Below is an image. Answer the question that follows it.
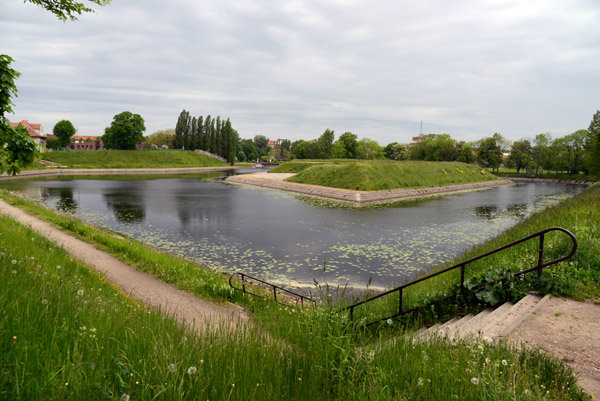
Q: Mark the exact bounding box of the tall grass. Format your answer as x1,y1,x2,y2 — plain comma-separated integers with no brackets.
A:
272,160,497,191
345,185,600,326
41,150,226,169
0,213,587,399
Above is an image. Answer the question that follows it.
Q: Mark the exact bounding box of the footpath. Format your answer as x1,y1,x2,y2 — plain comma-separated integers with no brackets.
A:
0,199,248,334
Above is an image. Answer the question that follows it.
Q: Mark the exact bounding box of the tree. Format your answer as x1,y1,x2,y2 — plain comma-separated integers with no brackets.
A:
356,138,384,159
587,110,600,174
317,129,335,159
532,133,552,175
24,0,110,21
476,136,503,173
102,111,145,150
144,129,175,148
409,134,457,161
456,141,475,163
384,142,410,160
53,120,76,147
0,55,37,175
336,132,358,159
278,139,291,161
508,139,533,175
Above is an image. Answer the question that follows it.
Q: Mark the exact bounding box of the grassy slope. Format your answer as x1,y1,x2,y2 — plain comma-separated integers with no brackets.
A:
0,212,586,400
349,185,600,326
272,160,497,191
41,150,226,169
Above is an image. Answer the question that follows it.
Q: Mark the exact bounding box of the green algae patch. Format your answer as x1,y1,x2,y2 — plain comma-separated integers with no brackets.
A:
279,160,498,191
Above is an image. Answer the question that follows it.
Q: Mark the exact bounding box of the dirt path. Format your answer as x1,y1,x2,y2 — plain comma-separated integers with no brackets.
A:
509,297,600,397
0,199,248,334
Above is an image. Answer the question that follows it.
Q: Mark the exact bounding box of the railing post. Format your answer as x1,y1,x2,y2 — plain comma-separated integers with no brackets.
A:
350,306,354,322
241,274,246,294
273,286,277,303
460,263,466,296
398,288,403,315
538,232,545,286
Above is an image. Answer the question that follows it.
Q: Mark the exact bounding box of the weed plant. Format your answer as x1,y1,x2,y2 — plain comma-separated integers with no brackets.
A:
0,214,587,400
41,150,226,169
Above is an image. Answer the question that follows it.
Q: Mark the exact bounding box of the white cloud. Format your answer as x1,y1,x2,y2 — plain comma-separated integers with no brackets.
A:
1,0,599,143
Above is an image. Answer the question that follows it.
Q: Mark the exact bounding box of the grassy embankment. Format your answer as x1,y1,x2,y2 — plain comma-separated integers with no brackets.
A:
0,206,588,400
41,150,227,169
496,166,599,182
270,160,498,191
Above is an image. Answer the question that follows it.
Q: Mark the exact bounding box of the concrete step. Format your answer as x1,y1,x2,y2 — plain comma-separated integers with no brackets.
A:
446,313,474,340
482,294,541,338
457,302,514,339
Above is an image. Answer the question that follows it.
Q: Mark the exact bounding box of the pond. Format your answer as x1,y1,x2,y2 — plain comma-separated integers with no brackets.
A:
1,171,585,290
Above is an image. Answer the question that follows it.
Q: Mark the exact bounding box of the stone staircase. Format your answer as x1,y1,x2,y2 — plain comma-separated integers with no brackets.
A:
414,292,551,343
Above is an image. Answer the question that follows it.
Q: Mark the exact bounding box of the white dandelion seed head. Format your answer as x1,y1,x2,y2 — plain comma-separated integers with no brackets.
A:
121,394,130,401
11,270,16,274
56,265,61,270
471,377,479,385
42,299,48,305
11,260,17,265
386,319,393,325
502,359,508,366
187,366,197,375
77,289,84,296
168,363,177,373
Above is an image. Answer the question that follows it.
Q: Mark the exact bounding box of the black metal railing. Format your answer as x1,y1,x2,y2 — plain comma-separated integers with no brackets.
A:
343,227,577,327
229,272,314,307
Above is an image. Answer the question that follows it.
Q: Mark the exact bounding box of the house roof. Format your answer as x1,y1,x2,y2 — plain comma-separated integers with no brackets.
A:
9,120,46,138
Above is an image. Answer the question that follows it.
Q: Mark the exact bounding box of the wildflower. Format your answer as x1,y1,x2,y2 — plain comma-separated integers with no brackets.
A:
12,270,16,274
57,265,61,270
524,389,530,395
187,366,197,375
168,363,177,373
77,289,84,296
298,377,302,382
502,359,508,366
11,260,17,265
387,319,393,325
471,377,479,385
417,377,424,387
12,336,17,344
485,357,491,364
121,394,130,401
42,299,48,305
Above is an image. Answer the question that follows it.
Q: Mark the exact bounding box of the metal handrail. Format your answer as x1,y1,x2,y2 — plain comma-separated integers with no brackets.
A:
343,227,577,327
229,271,315,307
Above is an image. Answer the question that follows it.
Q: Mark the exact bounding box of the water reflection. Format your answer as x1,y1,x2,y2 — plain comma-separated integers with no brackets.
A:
104,190,145,223
51,187,78,214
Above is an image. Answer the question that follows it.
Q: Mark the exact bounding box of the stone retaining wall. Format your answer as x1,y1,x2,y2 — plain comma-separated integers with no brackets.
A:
225,174,513,205
0,167,237,180
500,177,595,186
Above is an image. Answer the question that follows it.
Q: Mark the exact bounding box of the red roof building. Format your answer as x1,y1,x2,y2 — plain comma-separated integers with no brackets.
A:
10,120,46,150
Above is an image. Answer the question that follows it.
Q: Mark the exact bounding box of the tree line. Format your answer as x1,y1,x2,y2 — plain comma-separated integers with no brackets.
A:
174,110,238,165
287,110,600,176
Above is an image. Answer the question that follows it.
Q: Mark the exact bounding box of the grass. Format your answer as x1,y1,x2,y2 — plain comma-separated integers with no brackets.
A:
496,167,599,182
0,212,588,400
271,160,498,191
346,184,600,327
40,150,227,169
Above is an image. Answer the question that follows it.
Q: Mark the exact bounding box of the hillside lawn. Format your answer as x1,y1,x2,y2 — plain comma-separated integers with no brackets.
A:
41,150,227,169
270,160,498,191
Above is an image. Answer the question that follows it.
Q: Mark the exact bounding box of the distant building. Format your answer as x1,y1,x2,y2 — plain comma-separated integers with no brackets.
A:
45,134,104,150
9,120,46,150
267,139,284,149
410,136,423,146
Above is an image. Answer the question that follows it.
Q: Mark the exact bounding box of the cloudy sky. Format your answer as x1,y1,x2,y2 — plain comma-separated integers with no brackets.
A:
2,0,599,144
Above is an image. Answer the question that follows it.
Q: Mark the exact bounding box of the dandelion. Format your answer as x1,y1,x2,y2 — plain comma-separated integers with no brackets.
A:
121,394,130,401
41,299,48,305
77,289,84,296
187,366,197,375
524,389,530,395
502,359,508,366
485,357,491,364
417,377,424,387
12,270,16,274
387,319,393,325
11,260,17,265
168,363,177,373
56,265,61,270
12,336,17,344
471,377,479,385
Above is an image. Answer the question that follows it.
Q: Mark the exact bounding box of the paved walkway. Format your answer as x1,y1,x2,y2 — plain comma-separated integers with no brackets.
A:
0,199,248,334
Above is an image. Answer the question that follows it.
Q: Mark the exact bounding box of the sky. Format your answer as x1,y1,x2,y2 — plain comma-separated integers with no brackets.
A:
2,0,599,144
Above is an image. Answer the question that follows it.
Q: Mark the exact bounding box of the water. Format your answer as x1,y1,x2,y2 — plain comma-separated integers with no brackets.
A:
2,172,585,290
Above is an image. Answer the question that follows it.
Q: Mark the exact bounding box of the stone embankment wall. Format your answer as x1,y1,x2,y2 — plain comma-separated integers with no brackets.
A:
0,167,237,180
226,174,513,205
501,177,595,186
